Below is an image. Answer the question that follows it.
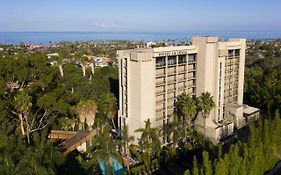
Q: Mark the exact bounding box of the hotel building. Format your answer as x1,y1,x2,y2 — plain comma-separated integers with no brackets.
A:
117,36,259,144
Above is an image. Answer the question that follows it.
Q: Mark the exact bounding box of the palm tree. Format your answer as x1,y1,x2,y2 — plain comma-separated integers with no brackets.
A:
197,92,215,139
120,125,134,170
135,119,160,155
52,56,64,77
98,93,117,129
74,100,97,131
80,57,88,77
90,124,120,175
163,118,181,149
176,92,197,126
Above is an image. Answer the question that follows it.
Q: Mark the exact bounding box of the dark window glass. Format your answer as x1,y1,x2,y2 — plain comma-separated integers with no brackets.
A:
156,57,165,67
168,56,177,65
228,50,234,57
178,55,186,64
188,54,196,62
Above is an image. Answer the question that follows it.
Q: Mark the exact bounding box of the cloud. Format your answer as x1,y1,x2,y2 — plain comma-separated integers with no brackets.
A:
94,22,118,28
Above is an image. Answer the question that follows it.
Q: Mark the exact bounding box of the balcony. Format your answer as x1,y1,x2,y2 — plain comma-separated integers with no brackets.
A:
156,108,165,112
178,70,186,74
167,105,175,109
156,73,165,78
178,78,186,83
156,81,165,86
167,80,176,85
156,91,165,96
188,68,196,72
188,76,196,80
167,96,175,101
156,99,165,105
167,71,176,76
167,88,176,93
167,108,174,115
178,86,186,91
188,83,196,87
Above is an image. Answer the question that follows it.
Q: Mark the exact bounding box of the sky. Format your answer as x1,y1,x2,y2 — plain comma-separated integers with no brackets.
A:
0,0,281,32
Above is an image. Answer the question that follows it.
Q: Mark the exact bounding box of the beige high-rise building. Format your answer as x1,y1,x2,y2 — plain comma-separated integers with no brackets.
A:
117,36,259,144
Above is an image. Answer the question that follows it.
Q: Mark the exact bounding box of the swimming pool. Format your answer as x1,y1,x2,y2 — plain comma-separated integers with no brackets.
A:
98,156,127,175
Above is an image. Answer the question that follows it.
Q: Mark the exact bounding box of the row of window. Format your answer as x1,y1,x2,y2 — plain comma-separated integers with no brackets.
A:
228,49,240,57
156,54,197,67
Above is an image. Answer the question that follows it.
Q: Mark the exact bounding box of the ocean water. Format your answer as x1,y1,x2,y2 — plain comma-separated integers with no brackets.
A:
0,31,280,45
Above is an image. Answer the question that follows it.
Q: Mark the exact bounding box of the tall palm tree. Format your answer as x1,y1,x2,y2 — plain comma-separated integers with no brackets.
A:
98,93,117,129
135,119,160,155
90,124,120,175
176,92,197,126
74,100,97,131
80,57,88,77
197,92,215,138
120,125,134,170
52,56,64,77
163,118,181,149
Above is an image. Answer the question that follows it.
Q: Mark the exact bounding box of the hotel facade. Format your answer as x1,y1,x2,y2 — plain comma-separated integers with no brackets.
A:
117,36,259,143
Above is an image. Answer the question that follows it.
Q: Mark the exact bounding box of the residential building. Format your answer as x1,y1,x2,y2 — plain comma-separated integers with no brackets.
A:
93,57,110,67
117,36,259,144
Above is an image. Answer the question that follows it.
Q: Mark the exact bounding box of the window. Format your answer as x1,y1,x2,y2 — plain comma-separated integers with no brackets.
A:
188,54,196,62
228,50,234,57
235,49,240,56
178,55,186,64
168,56,177,66
156,57,165,67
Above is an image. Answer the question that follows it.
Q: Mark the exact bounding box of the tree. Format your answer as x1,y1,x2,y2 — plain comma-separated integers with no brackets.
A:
90,124,120,175
163,118,181,149
197,92,215,139
135,119,160,166
52,56,65,78
176,92,197,126
98,93,117,129
12,89,32,136
74,100,97,131
120,125,134,170
202,151,212,175
12,89,49,144
192,156,199,175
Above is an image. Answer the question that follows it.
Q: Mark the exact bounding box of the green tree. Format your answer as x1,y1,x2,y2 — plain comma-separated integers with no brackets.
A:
176,92,197,126
197,92,215,139
90,124,120,175
52,56,65,78
192,156,199,175
74,100,97,131
120,125,134,170
202,151,212,175
135,119,160,167
12,89,32,137
98,93,117,129
164,118,182,149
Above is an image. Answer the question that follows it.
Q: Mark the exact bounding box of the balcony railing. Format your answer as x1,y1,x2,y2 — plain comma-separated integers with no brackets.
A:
156,91,165,96
156,81,165,86
156,73,165,78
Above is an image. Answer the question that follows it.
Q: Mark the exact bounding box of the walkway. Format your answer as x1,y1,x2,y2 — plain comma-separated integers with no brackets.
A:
48,130,96,155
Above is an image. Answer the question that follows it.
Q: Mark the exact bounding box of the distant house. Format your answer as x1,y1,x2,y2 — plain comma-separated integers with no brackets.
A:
146,42,157,48
93,57,110,67
47,53,59,59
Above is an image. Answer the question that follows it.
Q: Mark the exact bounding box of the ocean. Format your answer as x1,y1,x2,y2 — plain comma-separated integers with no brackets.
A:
0,31,280,45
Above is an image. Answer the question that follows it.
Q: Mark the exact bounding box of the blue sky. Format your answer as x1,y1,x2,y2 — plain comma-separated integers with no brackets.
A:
0,0,280,32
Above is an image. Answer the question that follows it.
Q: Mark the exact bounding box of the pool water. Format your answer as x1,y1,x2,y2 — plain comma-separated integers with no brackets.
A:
98,156,127,175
